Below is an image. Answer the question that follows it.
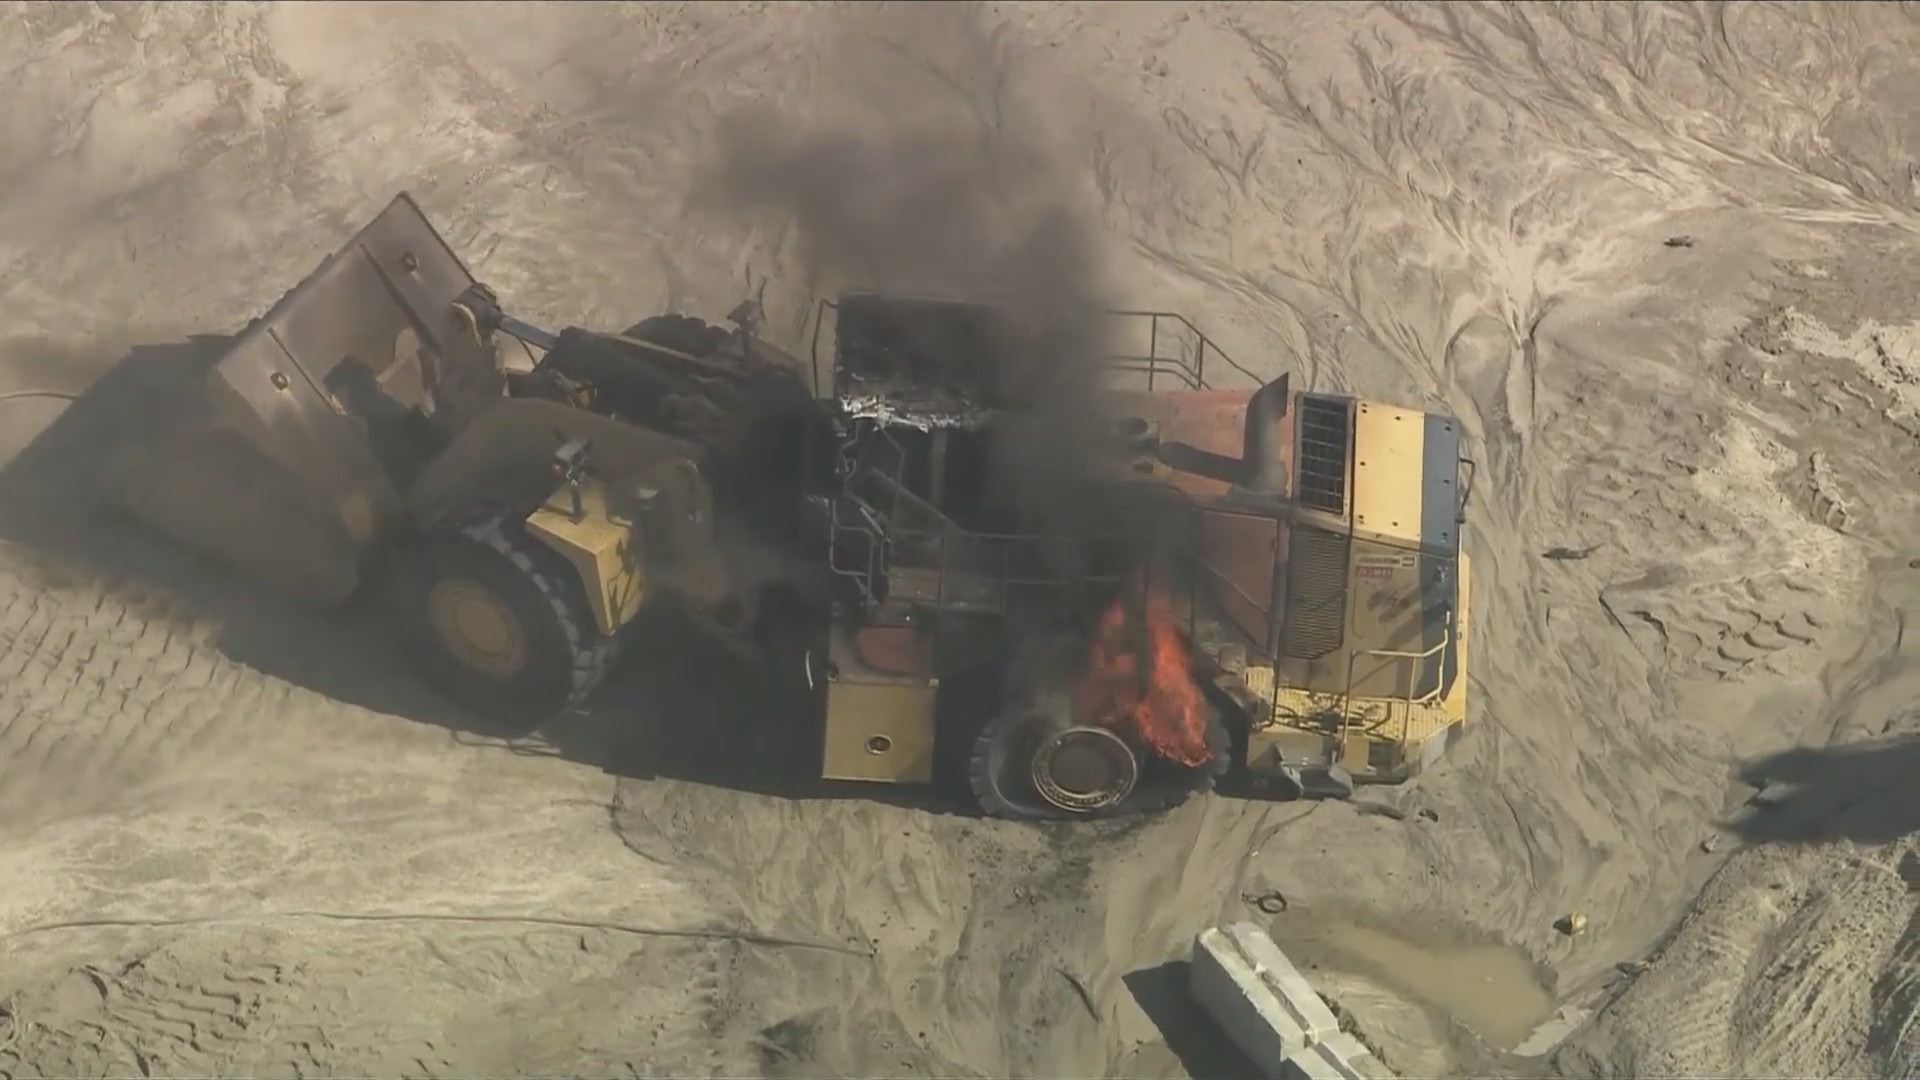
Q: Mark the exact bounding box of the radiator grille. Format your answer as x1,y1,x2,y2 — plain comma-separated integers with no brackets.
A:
1281,525,1349,659
1295,395,1351,515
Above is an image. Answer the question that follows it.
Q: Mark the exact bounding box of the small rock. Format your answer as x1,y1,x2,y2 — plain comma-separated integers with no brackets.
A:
1664,235,1694,248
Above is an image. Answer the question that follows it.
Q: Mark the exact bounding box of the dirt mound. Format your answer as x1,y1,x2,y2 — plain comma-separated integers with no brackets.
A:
1555,236,1920,1080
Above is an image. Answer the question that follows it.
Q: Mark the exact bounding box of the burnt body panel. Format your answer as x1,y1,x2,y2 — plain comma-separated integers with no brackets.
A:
1195,511,1280,655
1086,387,1258,500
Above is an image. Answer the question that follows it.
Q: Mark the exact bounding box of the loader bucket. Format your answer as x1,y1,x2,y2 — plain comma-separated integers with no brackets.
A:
111,193,494,609
112,376,368,609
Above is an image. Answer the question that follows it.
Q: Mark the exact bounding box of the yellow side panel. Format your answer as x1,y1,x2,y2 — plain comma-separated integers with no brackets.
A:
822,680,936,783
1350,401,1426,545
524,478,646,636
1444,551,1471,724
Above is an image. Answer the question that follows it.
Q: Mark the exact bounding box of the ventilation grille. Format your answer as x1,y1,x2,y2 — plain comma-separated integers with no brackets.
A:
1281,526,1349,660
1295,395,1351,515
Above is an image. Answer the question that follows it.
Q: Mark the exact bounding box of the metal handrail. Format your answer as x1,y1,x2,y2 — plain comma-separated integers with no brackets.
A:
829,514,1133,593
807,298,1266,401
1102,308,1263,392
825,437,1243,612
1331,628,1453,743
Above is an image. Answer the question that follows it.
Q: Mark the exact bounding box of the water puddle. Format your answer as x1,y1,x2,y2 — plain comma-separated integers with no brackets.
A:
1271,911,1560,1057
1321,922,1555,1050
1309,969,1455,1077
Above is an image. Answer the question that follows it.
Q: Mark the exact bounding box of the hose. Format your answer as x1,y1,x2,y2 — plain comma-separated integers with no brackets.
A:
0,909,874,959
0,389,79,403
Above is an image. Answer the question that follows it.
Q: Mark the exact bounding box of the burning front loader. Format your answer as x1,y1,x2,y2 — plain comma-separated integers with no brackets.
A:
108,195,1472,823
798,295,1476,819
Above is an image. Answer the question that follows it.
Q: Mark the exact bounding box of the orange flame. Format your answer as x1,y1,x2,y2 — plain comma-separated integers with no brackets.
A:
1072,577,1213,767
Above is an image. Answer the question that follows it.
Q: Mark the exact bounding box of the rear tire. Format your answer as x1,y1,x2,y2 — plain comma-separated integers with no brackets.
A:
383,515,613,731
967,710,1063,821
966,704,1231,822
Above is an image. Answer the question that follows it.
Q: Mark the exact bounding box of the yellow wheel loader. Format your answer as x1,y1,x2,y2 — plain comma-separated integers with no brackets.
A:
108,194,1477,822
114,194,817,727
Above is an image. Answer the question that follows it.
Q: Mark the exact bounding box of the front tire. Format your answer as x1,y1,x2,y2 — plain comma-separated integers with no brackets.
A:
383,516,613,731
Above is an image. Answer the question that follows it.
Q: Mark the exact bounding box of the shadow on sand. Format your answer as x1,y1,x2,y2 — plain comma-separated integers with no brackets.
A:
1123,960,1263,1080
0,335,952,815
1730,735,1920,848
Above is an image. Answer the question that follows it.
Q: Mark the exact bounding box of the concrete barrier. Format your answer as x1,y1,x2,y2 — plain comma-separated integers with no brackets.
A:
1188,922,1396,1080
1189,922,1340,1074
1282,1031,1393,1080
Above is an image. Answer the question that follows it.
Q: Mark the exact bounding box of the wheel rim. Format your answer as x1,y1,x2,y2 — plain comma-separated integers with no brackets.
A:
426,578,528,678
1030,725,1139,814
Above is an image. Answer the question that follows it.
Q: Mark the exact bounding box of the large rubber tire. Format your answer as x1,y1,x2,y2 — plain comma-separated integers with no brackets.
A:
382,516,613,731
966,704,1232,822
622,314,730,358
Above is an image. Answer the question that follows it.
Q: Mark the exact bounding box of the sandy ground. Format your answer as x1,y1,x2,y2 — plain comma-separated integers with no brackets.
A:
0,1,1916,1076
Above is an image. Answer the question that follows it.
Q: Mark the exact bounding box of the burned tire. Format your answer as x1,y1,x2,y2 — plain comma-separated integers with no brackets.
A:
966,705,1232,822
622,314,730,358
382,516,613,731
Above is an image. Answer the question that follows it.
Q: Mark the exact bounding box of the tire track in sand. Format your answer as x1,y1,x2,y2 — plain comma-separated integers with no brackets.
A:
0,923,736,1079
0,554,311,832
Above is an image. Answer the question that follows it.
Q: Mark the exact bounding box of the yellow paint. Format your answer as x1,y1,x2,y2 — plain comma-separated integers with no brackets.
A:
524,477,647,636
425,578,528,677
820,680,938,783
1239,662,1455,781
818,622,937,784
1350,401,1426,545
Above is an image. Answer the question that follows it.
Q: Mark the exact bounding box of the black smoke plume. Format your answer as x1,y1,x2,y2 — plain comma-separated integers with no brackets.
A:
688,2,1124,528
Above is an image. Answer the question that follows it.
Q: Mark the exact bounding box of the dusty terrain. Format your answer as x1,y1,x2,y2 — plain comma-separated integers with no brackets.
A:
0,1,1916,1077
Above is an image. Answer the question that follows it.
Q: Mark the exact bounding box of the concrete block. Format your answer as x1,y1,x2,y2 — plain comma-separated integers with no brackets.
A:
1189,922,1342,1077
1281,1031,1395,1080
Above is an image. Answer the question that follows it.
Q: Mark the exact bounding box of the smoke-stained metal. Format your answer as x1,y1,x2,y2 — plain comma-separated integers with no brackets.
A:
1240,373,1291,494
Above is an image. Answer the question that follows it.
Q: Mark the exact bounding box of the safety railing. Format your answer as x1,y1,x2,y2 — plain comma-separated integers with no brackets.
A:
824,448,1234,629
825,494,1136,617
1244,627,1454,746
1348,626,1450,718
807,297,1265,401
1323,629,1454,750
1097,309,1262,394
824,438,1311,655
